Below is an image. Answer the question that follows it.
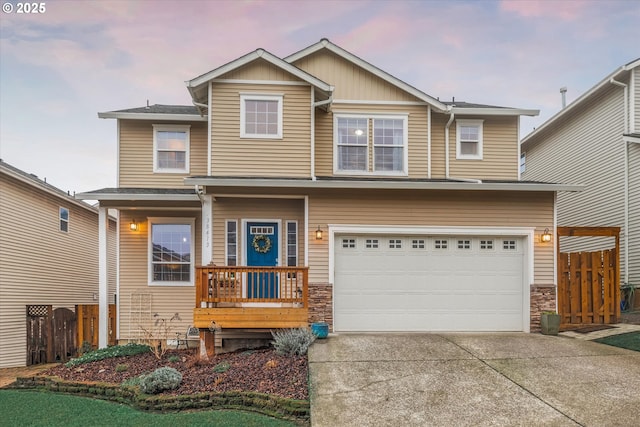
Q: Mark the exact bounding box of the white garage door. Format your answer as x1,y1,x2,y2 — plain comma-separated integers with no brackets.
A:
334,235,525,332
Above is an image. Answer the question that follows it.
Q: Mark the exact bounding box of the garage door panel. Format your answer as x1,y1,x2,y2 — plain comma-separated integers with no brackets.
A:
334,235,525,332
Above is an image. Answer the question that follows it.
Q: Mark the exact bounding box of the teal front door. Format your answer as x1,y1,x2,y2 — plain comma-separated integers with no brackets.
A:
246,222,278,299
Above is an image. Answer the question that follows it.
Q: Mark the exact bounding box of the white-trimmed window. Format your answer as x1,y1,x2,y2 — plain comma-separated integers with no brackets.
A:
286,221,298,267
335,114,408,175
149,217,195,286
456,119,483,160
226,220,237,266
240,94,283,139
59,207,69,232
519,152,526,174
153,125,190,173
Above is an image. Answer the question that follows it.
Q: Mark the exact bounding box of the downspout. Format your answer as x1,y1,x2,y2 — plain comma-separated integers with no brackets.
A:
610,77,629,285
444,109,454,179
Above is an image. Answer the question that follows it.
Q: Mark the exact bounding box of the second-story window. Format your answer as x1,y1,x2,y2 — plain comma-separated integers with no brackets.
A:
456,119,483,160
335,114,407,175
240,94,283,139
153,125,190,173
59,207,69,232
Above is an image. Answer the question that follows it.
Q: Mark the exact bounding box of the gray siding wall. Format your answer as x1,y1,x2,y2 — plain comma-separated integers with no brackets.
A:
628,142,640,285
522,84,629,269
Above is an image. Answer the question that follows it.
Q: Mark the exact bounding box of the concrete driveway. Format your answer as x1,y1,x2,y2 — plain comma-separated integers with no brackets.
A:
309,333,640,426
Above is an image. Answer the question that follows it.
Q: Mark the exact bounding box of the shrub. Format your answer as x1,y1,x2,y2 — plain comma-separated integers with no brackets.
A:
271,328,316,356
168,355,180,363
212,361,231,373
139,367,182,394
65,343,151,367
115,364,128,373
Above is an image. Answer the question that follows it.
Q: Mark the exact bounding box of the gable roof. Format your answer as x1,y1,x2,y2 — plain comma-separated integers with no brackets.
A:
444,101,538,117
185,48,333,113
285,38,449,113
522,57,640,149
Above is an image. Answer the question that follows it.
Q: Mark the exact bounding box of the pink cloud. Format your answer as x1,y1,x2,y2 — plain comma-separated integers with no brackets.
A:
500,0,589,21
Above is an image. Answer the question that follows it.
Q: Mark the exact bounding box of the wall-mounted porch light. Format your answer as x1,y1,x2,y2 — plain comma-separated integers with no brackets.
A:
130,219,139,231
541,228,552,243
315,226,323,240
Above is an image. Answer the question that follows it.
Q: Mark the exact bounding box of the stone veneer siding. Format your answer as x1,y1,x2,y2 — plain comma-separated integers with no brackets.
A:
308,283,333,331
530,285,557,332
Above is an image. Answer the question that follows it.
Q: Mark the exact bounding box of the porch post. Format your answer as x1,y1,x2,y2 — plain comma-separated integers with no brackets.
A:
201,194,213,264
98,205,109,348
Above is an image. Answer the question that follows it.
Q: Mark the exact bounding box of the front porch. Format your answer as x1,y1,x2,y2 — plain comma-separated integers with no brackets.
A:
194,266,310,330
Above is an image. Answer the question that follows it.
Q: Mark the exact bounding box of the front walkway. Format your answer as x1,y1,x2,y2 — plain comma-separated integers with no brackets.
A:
309,333,640,426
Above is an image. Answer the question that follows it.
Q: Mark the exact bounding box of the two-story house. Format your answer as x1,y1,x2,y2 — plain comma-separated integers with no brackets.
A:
522,59,639,303
79,39,580,355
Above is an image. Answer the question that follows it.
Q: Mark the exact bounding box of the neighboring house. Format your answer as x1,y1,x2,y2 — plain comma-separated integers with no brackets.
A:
0,160,116,368
79,39,580,353
521,58,640,290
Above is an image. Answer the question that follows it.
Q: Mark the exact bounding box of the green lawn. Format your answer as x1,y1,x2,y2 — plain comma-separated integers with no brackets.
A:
594,331,640,352
0,390,296,427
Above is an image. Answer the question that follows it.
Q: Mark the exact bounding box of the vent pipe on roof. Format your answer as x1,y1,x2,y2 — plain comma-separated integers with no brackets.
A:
560,87,567,109
145,99,150,109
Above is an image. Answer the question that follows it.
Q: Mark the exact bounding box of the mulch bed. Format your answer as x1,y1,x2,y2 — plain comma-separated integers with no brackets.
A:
43,348,308,400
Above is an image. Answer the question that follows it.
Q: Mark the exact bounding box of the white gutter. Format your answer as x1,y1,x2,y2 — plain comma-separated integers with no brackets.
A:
450,107,539,116
76,192,200,202
610,77,630,284
184,176,583,192
207,82,212,176
98,112,206,121
444,110,455,178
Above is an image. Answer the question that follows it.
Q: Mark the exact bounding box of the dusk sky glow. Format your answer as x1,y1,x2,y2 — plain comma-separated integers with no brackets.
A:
1,0,638,196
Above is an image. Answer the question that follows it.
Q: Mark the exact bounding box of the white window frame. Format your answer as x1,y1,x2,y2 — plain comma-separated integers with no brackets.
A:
520,152,526,174
226,220,238,266
148,217,195,286
333,113,408,176
286,221,298,267
59,207,69,233
240,94,283,139
456,119,483,160
153,124,190,173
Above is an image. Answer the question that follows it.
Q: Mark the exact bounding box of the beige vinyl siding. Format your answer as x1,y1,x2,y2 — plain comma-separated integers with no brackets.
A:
314,103,428,178
449,116,519,180
211,198,305,266
307,190,554,286
211,83,311,177
292,49,420,102
629,143,640,283
218,58,299,81
118,120,207,188
0,173,115,368
117,211,200,341
430,113,448,178
523,85,627,261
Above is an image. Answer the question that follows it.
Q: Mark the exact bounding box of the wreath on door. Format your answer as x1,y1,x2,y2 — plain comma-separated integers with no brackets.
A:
252,235,272,254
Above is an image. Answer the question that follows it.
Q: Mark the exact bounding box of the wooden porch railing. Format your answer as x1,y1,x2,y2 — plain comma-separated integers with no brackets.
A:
195,266,309,307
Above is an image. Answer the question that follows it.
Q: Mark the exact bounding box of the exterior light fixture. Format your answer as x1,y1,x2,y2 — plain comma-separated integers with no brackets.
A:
130,219,138,231
541,228,552,243
315,226,323,240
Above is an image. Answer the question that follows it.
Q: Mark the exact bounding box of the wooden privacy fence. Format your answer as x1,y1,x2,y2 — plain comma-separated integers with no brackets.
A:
76,304,116,349
26,306,77,365
557,227,620,327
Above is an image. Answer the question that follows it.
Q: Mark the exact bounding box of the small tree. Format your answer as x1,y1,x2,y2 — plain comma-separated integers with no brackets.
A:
139,312,181,359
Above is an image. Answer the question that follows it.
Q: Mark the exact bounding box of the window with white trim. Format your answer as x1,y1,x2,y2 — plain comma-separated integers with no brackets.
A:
342,238,356,248
59,207,69,232
153,125,190,173
456,119,483,160
335,114,407,174
365,239,379,249
149,218,194,285
457,240,471,249
389,239,402,249
286,221,298,267
519,152,526,174
480,240,494,250
412,239,425,249
226,220,237,266
240,94,283,139
503,240,517,250
435,239,448,249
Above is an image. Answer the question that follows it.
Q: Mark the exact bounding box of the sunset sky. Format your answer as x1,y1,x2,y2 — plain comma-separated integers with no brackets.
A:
1,0,638,196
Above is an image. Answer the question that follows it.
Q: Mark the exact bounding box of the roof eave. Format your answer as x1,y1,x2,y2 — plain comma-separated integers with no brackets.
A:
75,192,200,202
97,112,206,121
184,177,583,193
451,107,539,117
